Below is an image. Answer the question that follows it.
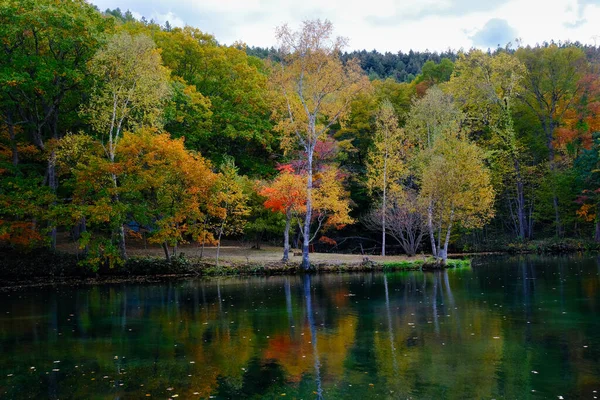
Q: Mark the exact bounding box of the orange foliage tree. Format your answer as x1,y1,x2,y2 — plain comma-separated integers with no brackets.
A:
56,129,219,266
118,129,219,262
260,164,306,261
261,163,353,261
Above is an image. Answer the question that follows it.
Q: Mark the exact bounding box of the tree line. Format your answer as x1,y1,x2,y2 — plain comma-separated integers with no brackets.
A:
1,0,600,268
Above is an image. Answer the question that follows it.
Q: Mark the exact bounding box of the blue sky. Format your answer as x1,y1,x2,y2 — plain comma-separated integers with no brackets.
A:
90,0,600,52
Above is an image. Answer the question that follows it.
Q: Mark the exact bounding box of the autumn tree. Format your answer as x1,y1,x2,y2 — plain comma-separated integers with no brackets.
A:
366,99,409,255
261,163,353,261
516,45,586,236
574,136,600,241
260,165,306,261
244,182,287,251
54,134,126,267
83,32,170,259
0,171,54,249
448,50,531,239
405,86,463,257
310,165,354,244
272,19,369,269
363,189,425,256
213,159,250,266
117,129,217,262
419,132,495,264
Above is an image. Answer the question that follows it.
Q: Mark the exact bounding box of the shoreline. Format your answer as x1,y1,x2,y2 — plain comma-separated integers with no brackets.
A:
2,238,597,290
0,251,472,290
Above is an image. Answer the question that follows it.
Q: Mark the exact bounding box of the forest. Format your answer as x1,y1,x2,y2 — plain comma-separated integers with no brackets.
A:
2,0,600,269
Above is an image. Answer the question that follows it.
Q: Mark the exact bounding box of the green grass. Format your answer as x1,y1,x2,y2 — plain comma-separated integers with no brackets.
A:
380,260,425,270
379,257,471,270
446,258,471,268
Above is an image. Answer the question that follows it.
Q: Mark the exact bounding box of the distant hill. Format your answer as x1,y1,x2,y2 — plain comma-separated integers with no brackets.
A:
245,46,458,82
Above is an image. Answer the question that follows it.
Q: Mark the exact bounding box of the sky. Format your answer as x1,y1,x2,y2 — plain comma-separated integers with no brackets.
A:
89,0,600,52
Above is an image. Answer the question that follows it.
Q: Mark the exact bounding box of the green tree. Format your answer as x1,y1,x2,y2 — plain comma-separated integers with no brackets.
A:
448,50,532,239
0,0,109,247
83,32,171,259
155,27,276,175
516,44,586,236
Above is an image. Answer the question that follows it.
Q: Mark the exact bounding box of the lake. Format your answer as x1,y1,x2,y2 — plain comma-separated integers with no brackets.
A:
1,255,600,399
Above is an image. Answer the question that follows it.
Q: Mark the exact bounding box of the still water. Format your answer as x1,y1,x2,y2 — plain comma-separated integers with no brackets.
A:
1,255,600,399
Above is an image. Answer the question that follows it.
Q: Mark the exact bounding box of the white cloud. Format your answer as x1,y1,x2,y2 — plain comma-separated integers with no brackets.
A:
90,0,600,51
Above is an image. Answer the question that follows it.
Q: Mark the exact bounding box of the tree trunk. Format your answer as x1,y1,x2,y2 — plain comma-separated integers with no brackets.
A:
216,224,224,267
255,233,262,250
544,118,562,237
81,217,88,256
442,224,452,265
427,201,437,258
162,242,171,263
441,210,454,265
283,210,292,262
301,150,313,270
118,225,128,260
48,151,57,251
595,204,600,243
381,154,387,257
6,114,18,167
514,158,527,240
109,172,128,260
200,217,208,259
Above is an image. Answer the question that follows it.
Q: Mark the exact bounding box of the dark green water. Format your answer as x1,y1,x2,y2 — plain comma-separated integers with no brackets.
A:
1,255,600,399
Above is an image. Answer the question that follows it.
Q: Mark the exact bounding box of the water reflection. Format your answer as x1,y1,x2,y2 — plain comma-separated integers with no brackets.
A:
0,255,599,399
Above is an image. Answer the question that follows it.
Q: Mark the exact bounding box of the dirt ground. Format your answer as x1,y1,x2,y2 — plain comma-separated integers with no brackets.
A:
56,235,420,265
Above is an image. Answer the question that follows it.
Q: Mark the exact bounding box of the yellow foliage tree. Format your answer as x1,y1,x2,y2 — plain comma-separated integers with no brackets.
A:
419,132,495,263
366,99,410,255
272,19,369,269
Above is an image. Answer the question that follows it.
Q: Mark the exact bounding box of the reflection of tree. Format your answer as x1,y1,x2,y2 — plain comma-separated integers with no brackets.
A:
432,272,440,334
4,262,600,399
285,277,295,335
304,274,323,399
383,274,398,373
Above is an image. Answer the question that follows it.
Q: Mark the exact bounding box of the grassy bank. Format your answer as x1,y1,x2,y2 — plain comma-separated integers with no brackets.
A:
0,246,470,288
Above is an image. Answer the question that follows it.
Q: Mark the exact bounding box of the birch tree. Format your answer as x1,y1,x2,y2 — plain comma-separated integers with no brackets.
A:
366,99,409,255
83,32,170,259
405,87,462,260
419,132,495,264
272,19,369,269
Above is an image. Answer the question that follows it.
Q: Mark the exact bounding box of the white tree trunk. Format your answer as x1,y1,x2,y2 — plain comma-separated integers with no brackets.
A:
301,149,313,270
